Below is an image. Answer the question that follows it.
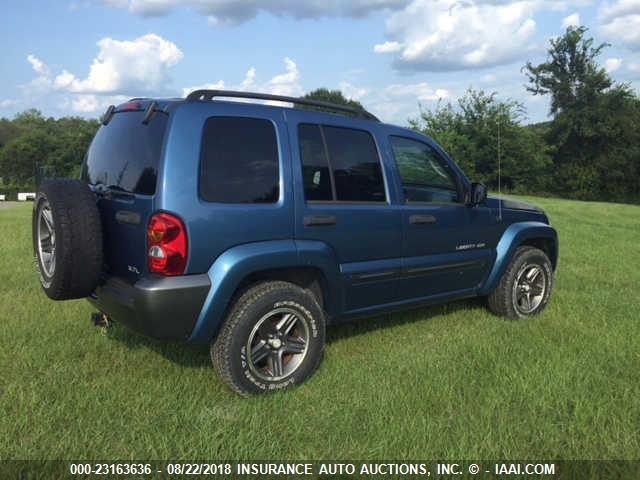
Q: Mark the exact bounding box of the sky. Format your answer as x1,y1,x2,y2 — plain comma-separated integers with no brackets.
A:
1,0,639,125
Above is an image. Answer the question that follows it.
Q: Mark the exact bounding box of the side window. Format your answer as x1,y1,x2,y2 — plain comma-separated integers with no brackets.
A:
200,117,279,203
298,124,333,201
390,136,459,203
298,123,385,202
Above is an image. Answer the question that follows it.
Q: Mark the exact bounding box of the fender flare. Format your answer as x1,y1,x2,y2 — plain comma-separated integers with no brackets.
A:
188,239,341,343
479,221,558,295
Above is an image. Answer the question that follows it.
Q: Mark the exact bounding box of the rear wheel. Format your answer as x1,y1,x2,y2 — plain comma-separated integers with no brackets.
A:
487,246,553,319
211,281,326,396
32,179,103,300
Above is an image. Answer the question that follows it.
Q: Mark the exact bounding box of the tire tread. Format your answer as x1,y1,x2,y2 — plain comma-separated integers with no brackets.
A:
211,281,325,396
33,179,103,300
487,246,552,319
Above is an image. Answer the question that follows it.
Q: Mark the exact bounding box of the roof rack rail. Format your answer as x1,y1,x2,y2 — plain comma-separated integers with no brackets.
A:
185,89,380,122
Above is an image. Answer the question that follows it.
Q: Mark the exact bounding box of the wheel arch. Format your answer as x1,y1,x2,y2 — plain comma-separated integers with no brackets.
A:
479,221,558,296
519,236,558,270
235,266,330,311
188,239,341,343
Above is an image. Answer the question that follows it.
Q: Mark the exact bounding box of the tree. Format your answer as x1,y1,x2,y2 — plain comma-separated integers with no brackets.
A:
300,88,366,116
524,26,640,201
0,110,99,187
410,89,552,191
0,129,54,184
524,26,613,116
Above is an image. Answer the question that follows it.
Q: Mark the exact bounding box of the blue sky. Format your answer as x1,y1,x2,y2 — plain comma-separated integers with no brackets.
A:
1,1,639,125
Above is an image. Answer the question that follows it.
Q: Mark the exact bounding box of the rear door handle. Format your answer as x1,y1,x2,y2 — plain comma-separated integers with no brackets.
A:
304,215,337,226
409,214,436,225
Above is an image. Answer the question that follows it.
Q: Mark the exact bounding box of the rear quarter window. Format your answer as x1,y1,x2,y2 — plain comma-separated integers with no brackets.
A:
81,111,167,195
199,117,279,203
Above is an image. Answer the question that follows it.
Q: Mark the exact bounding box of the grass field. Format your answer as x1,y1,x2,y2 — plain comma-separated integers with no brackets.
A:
1,197,639,461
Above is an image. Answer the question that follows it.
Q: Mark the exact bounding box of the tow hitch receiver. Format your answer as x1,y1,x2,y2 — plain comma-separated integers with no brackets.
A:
91,312,111,328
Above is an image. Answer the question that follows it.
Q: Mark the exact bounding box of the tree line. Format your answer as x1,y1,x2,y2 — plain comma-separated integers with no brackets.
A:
1,27,638,203
411,27,640,202
0,110,99,195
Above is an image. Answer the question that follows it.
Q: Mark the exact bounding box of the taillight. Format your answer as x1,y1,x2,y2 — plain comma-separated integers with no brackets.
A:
147,212,188,276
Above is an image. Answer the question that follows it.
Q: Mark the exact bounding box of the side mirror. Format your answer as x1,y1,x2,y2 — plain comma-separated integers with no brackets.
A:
468,182,487,206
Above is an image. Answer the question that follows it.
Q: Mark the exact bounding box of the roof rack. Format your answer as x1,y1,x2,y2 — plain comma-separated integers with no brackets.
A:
185,89,379,122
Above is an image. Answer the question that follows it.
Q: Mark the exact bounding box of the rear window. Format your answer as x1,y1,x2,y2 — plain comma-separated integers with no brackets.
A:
200,117,279,203
81,111,168,195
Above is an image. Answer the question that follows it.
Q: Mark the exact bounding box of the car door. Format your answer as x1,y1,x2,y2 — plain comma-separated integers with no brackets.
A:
288,113,403,314
387,134,497,301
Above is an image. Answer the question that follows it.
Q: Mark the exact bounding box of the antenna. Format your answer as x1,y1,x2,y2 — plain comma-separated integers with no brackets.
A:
497,108,502,221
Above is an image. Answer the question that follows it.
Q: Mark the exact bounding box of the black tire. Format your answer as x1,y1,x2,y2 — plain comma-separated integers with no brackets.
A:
32,179,103,300
211,281,326,396
487,246,554,319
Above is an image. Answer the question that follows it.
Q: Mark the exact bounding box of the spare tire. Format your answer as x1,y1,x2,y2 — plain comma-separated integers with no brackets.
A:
32,179,103,300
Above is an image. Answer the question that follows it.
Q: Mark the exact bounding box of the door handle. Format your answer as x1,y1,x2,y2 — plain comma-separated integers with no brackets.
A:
304,215,337,226
409,214,436,225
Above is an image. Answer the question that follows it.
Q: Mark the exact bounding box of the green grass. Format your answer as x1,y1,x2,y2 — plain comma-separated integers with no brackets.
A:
1,197,638,461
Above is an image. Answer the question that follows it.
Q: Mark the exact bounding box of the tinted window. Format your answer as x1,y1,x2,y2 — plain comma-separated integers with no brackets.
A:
200,117,279,203
82,111,167,195
390,136,459,203
323,126,385,202
298,124,333,201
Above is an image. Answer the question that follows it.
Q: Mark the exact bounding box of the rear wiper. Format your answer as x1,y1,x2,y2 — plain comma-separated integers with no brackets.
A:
91,184,135,198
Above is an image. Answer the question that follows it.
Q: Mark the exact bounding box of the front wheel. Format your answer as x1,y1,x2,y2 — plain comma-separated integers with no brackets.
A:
211,281,326,396
487,246,554,319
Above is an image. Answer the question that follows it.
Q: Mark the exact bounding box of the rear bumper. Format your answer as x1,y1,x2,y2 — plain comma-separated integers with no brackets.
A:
89,274,210,340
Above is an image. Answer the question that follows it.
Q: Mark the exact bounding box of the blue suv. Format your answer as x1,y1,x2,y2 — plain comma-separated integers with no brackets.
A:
32,90,558,395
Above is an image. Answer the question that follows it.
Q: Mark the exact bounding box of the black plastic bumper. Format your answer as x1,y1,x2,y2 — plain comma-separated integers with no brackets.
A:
88,274,210,340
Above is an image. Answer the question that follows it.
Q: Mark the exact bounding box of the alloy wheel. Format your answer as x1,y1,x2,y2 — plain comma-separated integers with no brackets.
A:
246,307,310,382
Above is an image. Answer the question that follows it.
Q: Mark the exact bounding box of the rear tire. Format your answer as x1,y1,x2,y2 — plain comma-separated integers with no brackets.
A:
211,281,326,396
32,179,103,300
487,246,553,319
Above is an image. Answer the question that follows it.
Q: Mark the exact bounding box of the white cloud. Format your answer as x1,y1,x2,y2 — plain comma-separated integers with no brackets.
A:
373,41,403,53
62,94,129,113
181,61,453,123
384,82,450,101
370,0,595,72
68,94,101,113
0,99,19,108
600,0,640,21
605,57,623,72
53,33,183,94
181,80,225,98
375,0,541,71
21,34,183,114
240,67,256,90
334,77,452,123
266,58,302,96
27,54,49,76
600,0,640,50
339,81,370,101
53,70,76,90
182,58,302,99
107,0,409,23
22,55,54,95
562,12,581,28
